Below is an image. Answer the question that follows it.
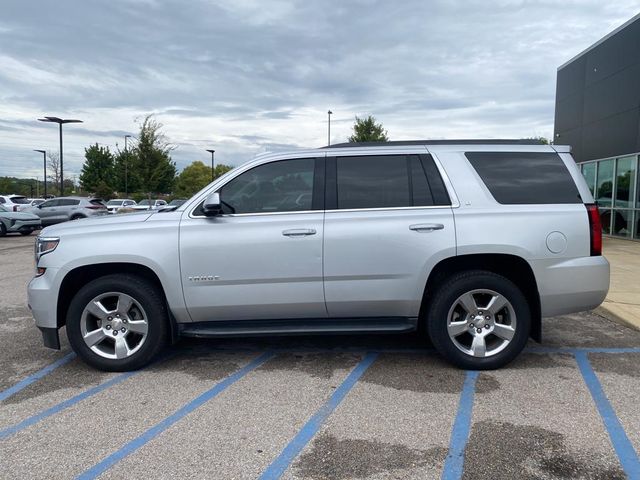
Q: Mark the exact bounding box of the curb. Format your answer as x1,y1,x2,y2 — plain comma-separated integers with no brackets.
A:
595,305,640,332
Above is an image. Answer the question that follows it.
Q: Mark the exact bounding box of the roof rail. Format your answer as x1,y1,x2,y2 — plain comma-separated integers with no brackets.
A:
323,139,548,148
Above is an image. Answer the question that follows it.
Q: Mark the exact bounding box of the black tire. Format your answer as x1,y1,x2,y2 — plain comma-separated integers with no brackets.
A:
0,222,6,237
70,215,85,221
426,270,530,370
66,274,169,371
20,230,33,236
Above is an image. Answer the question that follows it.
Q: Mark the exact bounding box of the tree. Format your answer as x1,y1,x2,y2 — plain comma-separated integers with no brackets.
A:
348,115,389,143
526,136,550,145
175,161,233,198
113,148,137,194
47,152,61,195
131,115,177,193
80,144,115,195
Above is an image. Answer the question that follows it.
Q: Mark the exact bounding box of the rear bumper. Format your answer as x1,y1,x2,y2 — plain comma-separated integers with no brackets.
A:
532,256,610,317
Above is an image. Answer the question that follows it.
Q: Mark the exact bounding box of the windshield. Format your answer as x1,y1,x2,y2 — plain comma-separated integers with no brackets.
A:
138,200,151,206
11,197,29,204
107,200,123,206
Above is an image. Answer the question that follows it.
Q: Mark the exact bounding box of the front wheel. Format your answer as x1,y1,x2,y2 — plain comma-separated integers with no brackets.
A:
66,274,169,371
426,271,530,370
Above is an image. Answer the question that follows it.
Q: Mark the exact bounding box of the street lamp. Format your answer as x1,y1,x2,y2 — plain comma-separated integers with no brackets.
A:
124,135,132,196
37,116,83,196
206,149,215,182
34,149,47,198
327,110,333,146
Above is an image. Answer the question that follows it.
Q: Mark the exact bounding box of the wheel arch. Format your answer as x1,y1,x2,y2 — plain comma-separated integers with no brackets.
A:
420,253,542,342
57,262,179,343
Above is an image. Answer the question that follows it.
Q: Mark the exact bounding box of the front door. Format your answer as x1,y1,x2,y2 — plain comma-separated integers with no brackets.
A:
179,156,327,323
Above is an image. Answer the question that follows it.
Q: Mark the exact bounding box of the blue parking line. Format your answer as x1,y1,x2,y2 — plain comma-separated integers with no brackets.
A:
0,371,136,439
0,352,76,402
441,370,479,480
258,352,379,480
76,351,274,480
529,346,640,354
575,352,640,478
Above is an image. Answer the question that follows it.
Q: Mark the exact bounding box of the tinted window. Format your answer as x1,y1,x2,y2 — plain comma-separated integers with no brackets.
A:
59,199,80,206
410,156,434,206
336,155,410,209
466,152,582,204
11,197,29,204
220,158,314,214
41,199,59,208
0,197,5,204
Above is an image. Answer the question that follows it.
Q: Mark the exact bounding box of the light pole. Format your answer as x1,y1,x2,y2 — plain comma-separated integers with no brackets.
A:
34,149,47,198
124,135,132,196
206,149,215,182
37,116,83,196
327,110,333,146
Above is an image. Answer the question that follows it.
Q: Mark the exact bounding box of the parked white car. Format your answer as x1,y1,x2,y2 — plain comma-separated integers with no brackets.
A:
131,199,167,211
0,194,31,211
106,199,137,214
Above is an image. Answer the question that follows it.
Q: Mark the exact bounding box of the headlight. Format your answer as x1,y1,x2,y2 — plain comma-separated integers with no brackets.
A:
35,236,60,262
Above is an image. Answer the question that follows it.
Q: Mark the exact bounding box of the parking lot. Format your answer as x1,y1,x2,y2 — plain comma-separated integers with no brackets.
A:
1,234,639,479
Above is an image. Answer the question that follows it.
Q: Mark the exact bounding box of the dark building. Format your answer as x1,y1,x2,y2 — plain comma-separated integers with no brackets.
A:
554,13,640,240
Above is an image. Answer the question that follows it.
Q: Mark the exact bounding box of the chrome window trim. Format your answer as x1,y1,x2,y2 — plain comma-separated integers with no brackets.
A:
189,204,453,219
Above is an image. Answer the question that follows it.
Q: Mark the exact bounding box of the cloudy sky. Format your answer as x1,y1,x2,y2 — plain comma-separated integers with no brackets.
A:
0,0,638,181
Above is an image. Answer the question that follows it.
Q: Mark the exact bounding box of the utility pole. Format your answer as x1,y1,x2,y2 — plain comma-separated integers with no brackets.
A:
327,110,333,146
206,149,215,182
34,149,47,197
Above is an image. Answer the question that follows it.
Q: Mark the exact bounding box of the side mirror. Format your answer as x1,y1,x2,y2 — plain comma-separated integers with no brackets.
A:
37,204,43,209
203,192,222,216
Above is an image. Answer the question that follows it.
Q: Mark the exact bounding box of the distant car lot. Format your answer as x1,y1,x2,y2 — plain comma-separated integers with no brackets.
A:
1,234,639,479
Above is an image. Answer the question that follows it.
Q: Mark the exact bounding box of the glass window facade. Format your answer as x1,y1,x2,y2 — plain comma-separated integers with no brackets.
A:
580,154,639,240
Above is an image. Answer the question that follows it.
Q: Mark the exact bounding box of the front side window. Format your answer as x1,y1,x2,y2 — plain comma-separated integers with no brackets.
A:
219,158,315,214
41,199,59,208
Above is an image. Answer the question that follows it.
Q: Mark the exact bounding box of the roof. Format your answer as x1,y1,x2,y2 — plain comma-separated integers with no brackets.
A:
323,139,548,149
558,12,640,70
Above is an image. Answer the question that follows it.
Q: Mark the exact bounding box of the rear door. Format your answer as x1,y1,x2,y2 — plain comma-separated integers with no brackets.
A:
37,199,60,225
323,153,456,319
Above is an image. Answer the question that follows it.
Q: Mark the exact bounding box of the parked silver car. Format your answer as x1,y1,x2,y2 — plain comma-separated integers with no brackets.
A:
0,205,41,236
27,197,108,226
28,140,609,371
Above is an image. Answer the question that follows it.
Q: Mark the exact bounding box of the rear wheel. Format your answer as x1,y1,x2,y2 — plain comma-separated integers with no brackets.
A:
426,271,530,370
0,223,6,237
19,229,33,236
70,214,85,221
66,274,169,371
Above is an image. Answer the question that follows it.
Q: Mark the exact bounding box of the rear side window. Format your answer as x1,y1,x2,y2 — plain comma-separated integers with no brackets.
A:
333,154,450,210
60,199,80,206
465,152,582,204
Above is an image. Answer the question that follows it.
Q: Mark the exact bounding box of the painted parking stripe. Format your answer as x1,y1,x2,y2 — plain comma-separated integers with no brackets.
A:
0,371,135,439
258,352,378,480
76,351,274,480
0,352,76,402
575,352,640,478
441,370,479,480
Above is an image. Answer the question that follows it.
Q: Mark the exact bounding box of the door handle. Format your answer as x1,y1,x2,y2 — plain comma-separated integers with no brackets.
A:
282,228,317,237
409,223,444,232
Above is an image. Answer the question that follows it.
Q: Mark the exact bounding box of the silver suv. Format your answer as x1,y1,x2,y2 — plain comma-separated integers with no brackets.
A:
28,140,609,371
27,197,108,226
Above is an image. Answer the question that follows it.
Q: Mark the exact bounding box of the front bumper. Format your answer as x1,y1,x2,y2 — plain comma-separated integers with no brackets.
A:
28,267,64,349
8,219,41,233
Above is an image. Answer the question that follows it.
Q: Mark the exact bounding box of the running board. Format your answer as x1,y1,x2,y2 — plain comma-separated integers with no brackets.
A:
179,317,418,338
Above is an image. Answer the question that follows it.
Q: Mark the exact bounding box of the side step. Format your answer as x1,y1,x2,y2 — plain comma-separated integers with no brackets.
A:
179,317,418,338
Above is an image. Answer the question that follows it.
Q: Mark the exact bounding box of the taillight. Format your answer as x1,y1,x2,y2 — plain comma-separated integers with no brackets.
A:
585,204,602,256
13,205,18,212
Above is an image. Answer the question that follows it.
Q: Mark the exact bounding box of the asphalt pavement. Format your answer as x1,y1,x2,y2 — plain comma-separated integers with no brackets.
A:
1,233,639,479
